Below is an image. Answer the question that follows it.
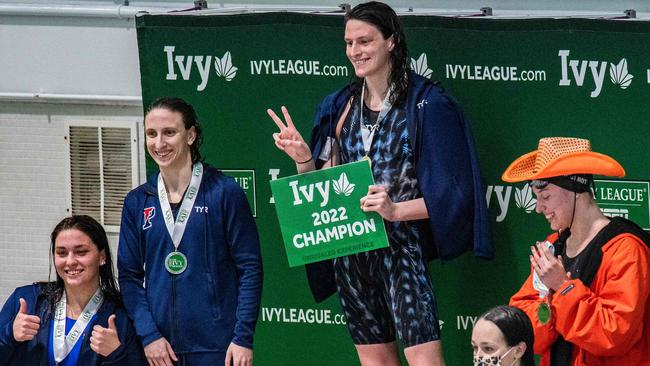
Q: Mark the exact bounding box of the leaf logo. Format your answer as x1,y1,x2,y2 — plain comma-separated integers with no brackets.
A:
332,173,355,196
609,58,633,89
514,184,536,213
410,53,433,79
214,51,238,81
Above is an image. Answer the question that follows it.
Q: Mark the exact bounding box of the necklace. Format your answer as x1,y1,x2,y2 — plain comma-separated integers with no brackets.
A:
359,80,394,163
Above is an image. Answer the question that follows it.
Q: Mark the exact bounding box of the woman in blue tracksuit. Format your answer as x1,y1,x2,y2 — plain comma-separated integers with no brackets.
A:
118,97,262,366
268,2,491,365
0,215,145,366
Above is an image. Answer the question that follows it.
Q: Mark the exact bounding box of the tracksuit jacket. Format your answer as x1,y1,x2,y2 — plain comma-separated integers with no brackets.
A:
305,71,493,302
118,165,262,354
0,283,146,366
510,219,650,366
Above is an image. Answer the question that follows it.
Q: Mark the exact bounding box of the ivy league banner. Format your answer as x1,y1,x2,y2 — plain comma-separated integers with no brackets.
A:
270,160,389,267
137,13,650,365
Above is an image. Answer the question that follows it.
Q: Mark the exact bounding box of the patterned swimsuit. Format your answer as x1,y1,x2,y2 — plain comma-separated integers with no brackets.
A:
332,97,440,347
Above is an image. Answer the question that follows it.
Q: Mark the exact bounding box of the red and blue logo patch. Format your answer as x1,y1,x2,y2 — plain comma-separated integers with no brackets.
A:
143,207,156,230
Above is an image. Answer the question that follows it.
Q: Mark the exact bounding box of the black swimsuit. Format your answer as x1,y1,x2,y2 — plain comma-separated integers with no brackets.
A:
332,99,440,347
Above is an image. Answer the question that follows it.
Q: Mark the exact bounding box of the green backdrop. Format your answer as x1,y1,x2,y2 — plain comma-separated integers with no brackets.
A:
136,13,650,365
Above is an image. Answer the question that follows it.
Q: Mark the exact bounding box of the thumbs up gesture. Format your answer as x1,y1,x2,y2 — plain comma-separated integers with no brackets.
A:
90,314,121,356
13,298,41,342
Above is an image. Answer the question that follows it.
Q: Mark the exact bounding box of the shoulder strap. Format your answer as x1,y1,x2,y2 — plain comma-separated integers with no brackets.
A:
335,98,352,138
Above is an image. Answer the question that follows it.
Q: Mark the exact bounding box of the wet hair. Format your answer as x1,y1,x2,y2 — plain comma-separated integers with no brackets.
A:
345,1,409,106
146,96,203,164
480,306,535,366
42,215,121,311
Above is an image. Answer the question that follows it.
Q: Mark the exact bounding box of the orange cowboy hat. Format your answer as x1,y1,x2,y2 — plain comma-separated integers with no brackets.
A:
502,137,625,183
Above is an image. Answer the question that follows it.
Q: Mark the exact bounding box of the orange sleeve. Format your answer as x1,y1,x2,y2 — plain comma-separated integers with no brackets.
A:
510,270,559,354
551,234,650,357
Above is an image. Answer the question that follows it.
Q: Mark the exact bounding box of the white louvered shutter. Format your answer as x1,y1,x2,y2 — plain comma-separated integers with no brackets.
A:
68,123,138,229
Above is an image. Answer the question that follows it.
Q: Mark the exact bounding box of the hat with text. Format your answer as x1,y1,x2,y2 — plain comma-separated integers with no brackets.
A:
502,137,625,183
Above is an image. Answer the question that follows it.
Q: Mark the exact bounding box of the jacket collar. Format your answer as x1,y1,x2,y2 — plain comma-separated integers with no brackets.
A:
143,163,214,196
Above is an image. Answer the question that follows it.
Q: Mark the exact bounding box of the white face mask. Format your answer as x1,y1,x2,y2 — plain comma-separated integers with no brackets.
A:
473,346,516,366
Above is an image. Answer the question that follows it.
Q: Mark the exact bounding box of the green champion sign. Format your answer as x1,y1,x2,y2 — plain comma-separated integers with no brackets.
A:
270,161,389,267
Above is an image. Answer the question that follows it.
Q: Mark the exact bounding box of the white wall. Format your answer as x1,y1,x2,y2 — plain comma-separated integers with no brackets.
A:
0,102,142,303
0,15,141,97
0,109,64,301
0,4,146,303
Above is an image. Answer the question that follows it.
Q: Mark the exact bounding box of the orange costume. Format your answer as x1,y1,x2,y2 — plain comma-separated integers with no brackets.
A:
503,137,650,365
510,227,650,365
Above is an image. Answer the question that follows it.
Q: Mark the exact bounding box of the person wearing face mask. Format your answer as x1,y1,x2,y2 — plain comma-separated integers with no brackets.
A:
267,2,491,365
471,305,534,366
0,215,146,366
504,137,650,366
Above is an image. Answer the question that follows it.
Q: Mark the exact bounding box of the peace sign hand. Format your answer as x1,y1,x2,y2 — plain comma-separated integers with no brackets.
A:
267,106,312,164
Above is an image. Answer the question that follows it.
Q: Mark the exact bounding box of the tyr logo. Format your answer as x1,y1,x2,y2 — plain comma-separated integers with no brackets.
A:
143,207,156,230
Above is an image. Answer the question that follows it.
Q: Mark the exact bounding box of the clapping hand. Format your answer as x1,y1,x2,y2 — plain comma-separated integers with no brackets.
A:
531,242,571,292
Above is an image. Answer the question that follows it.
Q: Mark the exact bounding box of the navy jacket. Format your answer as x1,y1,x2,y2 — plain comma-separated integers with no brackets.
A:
306,72,493,302
118,165,263,353
0,283,145,366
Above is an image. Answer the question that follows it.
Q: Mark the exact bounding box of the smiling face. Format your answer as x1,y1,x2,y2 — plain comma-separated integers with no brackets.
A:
472,318,517,364
532,183,575,231
54,229,105,294
145,107,196,172
344,19,394,81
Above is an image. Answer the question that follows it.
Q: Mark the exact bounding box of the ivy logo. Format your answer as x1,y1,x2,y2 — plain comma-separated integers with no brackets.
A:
164,46,238,90
333,173,355,196
214,51,238,81
559,50,634,98
514,184,536,213
609,58,633,89
410,53,433,79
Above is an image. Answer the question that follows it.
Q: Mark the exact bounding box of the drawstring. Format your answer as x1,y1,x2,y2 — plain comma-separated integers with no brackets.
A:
569,192,577,232
556,191,578,254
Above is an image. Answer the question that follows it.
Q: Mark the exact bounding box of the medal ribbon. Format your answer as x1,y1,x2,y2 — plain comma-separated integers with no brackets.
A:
53,289,103,363
157,162,203,251
359,80,395,156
